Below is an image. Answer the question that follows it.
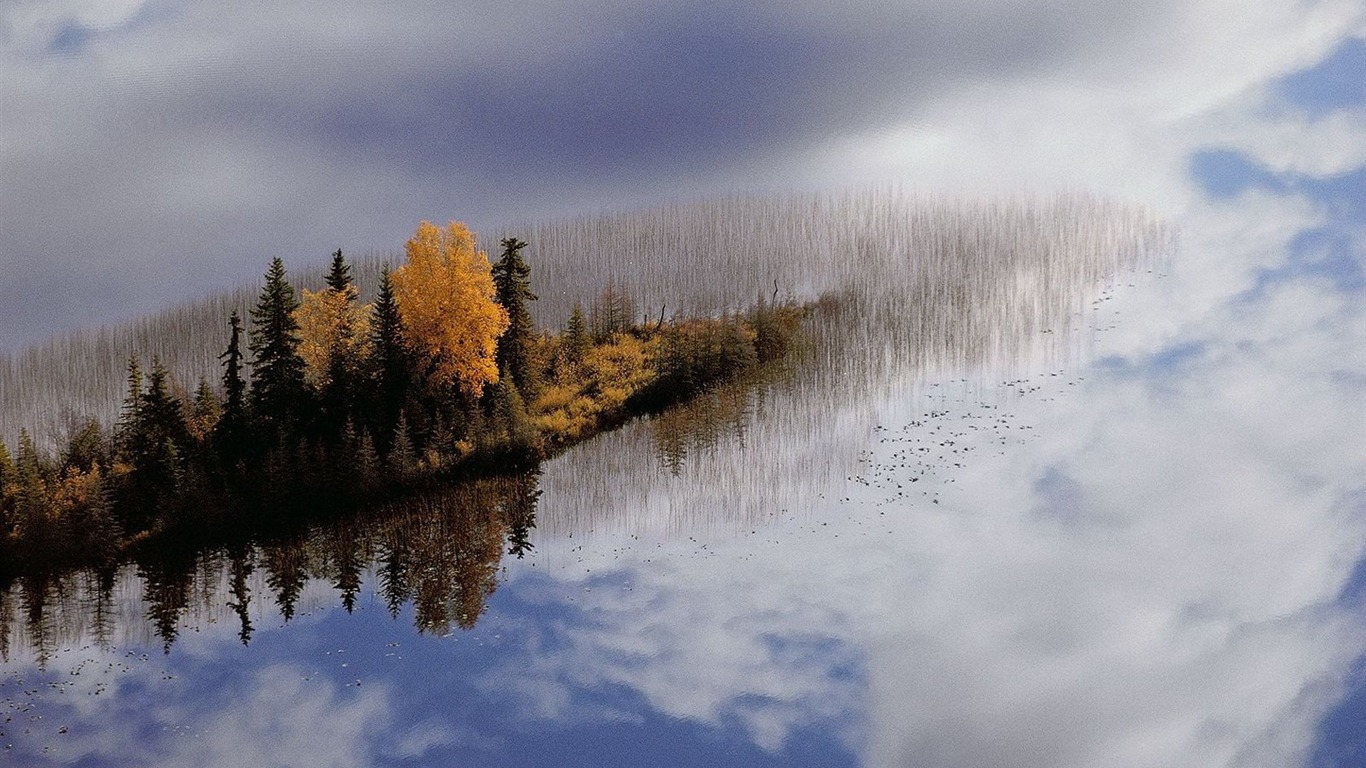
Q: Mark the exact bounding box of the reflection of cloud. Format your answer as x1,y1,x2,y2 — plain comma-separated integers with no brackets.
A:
8,662,397,768
488,33,1366,761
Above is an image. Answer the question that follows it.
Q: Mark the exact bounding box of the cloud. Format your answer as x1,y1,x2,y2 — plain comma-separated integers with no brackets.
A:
4,0,1362,349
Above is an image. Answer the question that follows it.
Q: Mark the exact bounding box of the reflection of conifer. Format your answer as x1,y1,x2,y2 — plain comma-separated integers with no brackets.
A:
227,544,255,645
0,585,11,662
377,532,410,619
138,555,194,654
331,526,363,614
262,540,307,622
86,566,117,650
503,472,541,559
21,574,55,668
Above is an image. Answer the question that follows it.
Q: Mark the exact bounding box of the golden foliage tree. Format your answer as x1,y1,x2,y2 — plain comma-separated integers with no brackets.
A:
393,221,509,399
295,287,371,387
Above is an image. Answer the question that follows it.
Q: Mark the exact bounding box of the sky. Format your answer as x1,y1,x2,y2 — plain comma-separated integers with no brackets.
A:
0,0,1362,351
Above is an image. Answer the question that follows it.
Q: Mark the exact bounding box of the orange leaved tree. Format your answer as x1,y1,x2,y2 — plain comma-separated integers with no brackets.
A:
295,287,370,387
392,221,509,400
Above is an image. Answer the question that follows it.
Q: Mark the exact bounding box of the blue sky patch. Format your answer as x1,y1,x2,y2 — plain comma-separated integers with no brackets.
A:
1276,37,1366,117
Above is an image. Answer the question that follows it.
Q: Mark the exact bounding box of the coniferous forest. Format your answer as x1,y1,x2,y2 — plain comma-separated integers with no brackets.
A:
0,220,805,582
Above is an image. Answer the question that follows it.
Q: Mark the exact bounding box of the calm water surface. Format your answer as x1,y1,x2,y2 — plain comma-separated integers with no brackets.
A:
4,199,1363,768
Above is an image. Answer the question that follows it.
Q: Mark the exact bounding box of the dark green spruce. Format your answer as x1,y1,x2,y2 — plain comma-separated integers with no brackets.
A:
249,257,308,435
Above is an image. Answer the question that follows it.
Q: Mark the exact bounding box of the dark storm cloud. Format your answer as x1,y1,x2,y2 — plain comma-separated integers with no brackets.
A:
0,0,1163,350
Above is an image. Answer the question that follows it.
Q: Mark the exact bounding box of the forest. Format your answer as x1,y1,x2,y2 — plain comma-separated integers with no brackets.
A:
0,220,805,582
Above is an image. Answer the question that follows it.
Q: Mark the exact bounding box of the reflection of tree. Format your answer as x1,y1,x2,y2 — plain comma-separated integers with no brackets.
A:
0,582,12,663
85,566,117,650
377,525,410,619
138,554,194,654
504,473,540,559
1,472,542,654
400,480,510,634
326,524,365,614
262,538,308,623
650,380,759,473
21,574,56,667
226,544,255,646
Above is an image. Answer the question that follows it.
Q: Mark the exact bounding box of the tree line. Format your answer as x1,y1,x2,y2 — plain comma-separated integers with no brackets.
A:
0,221,805,580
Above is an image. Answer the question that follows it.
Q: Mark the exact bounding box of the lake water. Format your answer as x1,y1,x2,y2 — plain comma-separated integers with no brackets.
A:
3,193,1363,768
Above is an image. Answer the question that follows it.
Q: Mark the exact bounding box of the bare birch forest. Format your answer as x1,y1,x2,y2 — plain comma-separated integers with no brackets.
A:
1,189,1171,450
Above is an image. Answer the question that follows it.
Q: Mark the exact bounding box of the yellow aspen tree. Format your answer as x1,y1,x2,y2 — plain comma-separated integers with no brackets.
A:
295,287,372,387
393,221,509,400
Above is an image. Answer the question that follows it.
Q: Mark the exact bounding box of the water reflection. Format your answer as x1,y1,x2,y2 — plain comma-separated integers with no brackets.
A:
0,474,541,662
12,189,1350,768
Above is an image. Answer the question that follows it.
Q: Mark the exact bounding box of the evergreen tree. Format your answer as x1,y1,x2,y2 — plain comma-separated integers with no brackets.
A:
489,371,535,457
561,302,590,372
355,429,381,492
142,358,192,451
113,355,143,461
368,265,410,442
590,279,636,341
0,438,14,492
190,377,221,442
492,237,538,394
249,258,308,434
388,411,417,479
128,357,192,500
61,418,106,473
215,311,251,462
325,248,352,293
13,429,49,552
321,250,360,437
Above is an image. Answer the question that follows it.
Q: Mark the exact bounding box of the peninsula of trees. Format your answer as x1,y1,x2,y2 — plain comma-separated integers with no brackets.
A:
0,221,804,578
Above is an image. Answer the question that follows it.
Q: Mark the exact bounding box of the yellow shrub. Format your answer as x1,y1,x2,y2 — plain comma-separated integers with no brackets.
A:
533,383,579,414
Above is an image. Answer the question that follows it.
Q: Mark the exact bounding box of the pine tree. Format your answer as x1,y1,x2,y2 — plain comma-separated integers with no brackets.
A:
562,302,590,372
325,248,352,293
0,438,14,492
489,373,535,457
61,418,106,473
133,357,192,497
388,412,417,480
113,355,143,462
249,258,308,435
492,237,538,395
215,311,251,462
355,429,381,492
368,265,409,441
190,378,221,442
142,358,192,454
321,250,360,436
